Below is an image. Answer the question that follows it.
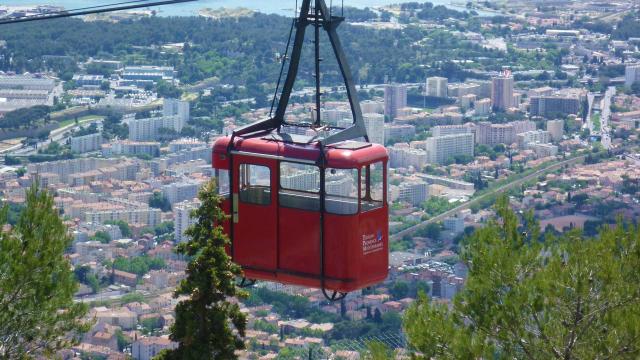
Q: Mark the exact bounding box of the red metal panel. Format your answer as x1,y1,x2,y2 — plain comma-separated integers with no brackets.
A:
212,136,390,293
278,207,321,276
232,155,278,272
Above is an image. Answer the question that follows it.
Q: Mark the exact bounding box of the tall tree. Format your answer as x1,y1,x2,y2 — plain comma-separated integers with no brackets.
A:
0,184,89,358
403,196,640,359
156,179,246,360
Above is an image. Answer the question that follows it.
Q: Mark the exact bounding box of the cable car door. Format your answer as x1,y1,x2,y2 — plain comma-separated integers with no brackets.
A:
233,156,278,274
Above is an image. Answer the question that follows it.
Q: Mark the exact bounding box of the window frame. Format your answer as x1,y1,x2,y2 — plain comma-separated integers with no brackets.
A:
278,161,321,211
238,163,272,206
324,167,361,215
215,168,231,199
360,161,385,212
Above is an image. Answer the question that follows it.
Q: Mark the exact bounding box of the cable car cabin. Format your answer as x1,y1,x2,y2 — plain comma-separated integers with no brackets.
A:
212,134,388,294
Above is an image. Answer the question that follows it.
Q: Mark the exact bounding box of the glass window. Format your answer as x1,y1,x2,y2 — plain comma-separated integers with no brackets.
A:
215,169,230,198
239,164,271,205
361,162,385,212
325,168,359,215
279,162,320,211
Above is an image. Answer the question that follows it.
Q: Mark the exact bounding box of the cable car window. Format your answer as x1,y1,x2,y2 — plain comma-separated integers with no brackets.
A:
239,164,271,205
279,162,320,211
361,162,384,212
325,168,359,215
215,169,230,198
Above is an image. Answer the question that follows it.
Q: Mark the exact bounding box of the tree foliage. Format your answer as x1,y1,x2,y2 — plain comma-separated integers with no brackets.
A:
0,184,89,358
155,179,246,360
403,196,640,359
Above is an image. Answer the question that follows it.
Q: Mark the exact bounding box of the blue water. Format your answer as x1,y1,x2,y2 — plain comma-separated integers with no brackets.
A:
3,0,484,17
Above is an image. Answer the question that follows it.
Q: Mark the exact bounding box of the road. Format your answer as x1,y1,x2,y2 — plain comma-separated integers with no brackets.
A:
390,154,587,241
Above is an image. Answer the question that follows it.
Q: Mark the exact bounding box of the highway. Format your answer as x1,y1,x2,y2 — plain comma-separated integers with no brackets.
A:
390,154,587,241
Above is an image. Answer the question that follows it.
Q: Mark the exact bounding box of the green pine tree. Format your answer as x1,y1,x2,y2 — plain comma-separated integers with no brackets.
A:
155,179,246,360
403,195,640,359
0,184,89,358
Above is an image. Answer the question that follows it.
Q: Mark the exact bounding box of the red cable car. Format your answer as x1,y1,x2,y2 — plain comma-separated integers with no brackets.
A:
212,0,388,300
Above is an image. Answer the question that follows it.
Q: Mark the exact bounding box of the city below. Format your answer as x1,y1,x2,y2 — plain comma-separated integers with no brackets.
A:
0,0,640,359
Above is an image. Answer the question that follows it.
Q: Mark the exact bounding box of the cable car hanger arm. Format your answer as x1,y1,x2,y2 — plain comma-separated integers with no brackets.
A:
232,0,369,146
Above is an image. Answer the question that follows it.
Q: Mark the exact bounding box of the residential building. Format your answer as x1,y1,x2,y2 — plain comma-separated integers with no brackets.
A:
85,208,162,227
111,140,161,157
174,200,200,243
384,84,407,120
529,143,559,157
530,95,581,118
363,113,385,145
128,115,185,141
398,181,428,206
426,76,448,97
517,130,551,149
431,125,473,138
425,133,475,165
162,180,202,204
474,98,491,116
476,122,515,146
512,120,537,135
163,98,190,124
491,72,514,111
360,100,384,114
546,119,564,142
322,108,351,125
625,63,640,87
132,337,178,360
389,144,428,169
71,133,102,153
443,216,464,233
27,158,121,183
168,138,207,152
384,124,415,142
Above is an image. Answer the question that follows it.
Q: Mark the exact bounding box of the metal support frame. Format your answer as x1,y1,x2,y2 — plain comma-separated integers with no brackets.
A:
228,0,361,302
231,0,368,146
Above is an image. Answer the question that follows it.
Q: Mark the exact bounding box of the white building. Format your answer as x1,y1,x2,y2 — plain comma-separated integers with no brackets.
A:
360,100,384,114
163,98,190,124
625,63,640,87
85,208,162,227
322,108,351,125
363,113,385,145
474,98,491,116
280,169,320,192
546,119,564,142
128,99,189,141
431,125,473,138
529,143,559,157
128,115,185,141
426,76,448,98
174,200,200,243
162,180,202,204
491,73,514,110
398,181,428,206
517,130,551,149
71,133,102,153
425,133,475,165
384,84,407,120
384,124,416,143
132,337,178,360
443,216,464,233
389,144,428,169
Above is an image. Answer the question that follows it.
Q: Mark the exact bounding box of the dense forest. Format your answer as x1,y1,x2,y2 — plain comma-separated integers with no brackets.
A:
0,9,501,98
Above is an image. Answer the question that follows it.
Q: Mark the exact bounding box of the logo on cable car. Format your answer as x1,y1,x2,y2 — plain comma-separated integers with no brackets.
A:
362,230,384,255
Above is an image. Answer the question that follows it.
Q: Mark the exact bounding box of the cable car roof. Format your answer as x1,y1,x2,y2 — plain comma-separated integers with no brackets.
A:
213,133,388,168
